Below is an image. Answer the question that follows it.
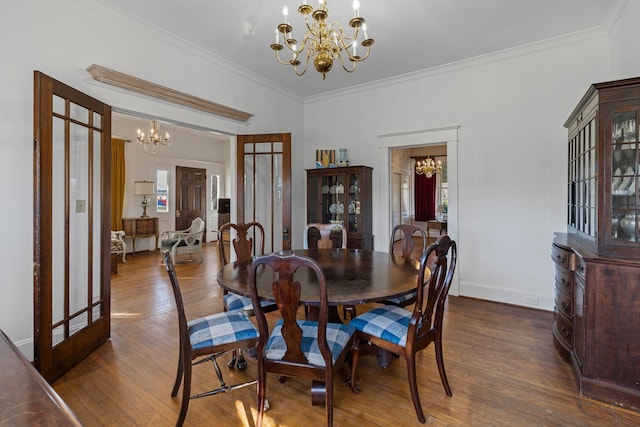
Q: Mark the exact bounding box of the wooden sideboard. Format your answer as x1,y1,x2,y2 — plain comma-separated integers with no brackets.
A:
0,330,82,426
122,217,159,254
552,233,640,411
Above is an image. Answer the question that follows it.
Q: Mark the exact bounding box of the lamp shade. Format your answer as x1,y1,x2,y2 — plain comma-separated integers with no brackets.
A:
134,181,155,195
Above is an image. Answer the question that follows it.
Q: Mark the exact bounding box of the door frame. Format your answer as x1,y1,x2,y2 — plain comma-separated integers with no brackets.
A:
378,126,460,296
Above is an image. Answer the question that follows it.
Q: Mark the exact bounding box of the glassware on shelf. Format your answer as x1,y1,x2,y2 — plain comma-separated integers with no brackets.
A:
620,213,638,241
623,119,637,142
338,148,349,166
612,212,626,239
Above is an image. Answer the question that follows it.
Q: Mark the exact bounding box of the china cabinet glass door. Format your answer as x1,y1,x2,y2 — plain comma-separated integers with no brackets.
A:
610,109,639,242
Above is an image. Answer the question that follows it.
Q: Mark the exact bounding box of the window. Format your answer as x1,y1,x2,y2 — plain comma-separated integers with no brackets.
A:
156,170,169,213
211,174,219,211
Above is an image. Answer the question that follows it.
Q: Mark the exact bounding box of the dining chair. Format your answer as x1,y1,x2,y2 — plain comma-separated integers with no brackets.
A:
303,223,347,249
249,252,357,427
218,222,277,370
162,251,260,427
303,223,356,320
379,223,428,307
348,234,457,424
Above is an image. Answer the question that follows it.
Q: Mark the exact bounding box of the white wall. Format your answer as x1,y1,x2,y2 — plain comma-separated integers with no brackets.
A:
0,0,304,357
608,0,640,80
304,32,612,311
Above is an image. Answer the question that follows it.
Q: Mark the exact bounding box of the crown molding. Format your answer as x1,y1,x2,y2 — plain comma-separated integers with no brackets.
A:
81,0,302,103
306,27,608,104
86,64,253,122
602,0,630,34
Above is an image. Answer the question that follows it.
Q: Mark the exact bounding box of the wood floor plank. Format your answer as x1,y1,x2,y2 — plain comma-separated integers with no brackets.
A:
53,243,640,426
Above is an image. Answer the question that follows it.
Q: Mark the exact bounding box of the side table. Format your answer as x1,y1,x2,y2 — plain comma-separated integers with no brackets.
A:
122,217,159,255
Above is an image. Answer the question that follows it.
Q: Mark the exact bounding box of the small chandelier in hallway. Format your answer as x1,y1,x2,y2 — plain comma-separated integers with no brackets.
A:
137,120,170,154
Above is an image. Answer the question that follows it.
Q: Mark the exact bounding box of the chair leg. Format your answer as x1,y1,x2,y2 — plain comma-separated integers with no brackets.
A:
171,345,184,397
406,352,425,423
176,356,192,427
227,349,238,368
325,376,333,427
236,349,247,370
343,304,356,320
435,334,452,396
256,363,267,427
348,341,360,393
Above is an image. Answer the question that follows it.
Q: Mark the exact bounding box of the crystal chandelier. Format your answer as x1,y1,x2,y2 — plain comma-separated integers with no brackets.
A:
415,157,442,178
136,120,170,154
270,0,374,80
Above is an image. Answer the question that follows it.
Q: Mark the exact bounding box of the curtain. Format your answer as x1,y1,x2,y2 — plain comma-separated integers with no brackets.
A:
415,171,437,222
111,138,126,230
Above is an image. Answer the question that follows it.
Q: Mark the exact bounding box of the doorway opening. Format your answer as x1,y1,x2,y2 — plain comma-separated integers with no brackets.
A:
391,144,447,243
378,126,459,295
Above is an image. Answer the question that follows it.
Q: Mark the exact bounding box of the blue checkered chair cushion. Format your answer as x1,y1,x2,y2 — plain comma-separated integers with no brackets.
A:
188,311,259,351
224,293,274,312
382,290,416,306
265,319,355,367
349,305,416,347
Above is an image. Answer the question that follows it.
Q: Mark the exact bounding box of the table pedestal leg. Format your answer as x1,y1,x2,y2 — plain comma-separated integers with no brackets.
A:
311,380,326,406
305,306,343,324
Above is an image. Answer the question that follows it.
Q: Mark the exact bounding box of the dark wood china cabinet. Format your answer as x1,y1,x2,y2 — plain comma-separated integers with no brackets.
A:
306,166,373,249
552,77,640,411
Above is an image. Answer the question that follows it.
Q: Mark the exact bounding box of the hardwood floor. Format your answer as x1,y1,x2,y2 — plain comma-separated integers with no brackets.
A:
53,243,640,426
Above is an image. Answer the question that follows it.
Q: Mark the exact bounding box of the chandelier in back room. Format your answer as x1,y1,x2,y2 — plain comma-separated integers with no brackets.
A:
415,157,442,178
270,0,374,79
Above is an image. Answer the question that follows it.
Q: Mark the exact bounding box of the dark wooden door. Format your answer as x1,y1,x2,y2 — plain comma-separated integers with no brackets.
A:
33,71,111,382
237,134,291,252
175,166,206,235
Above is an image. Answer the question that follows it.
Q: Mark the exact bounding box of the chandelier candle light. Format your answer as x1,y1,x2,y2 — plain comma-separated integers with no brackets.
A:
415,157,442,178
137,120,170,154
271,0,374,79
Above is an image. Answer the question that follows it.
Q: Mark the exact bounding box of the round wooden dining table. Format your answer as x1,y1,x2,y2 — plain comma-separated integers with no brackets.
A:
216,248,421,312
217,248,421,368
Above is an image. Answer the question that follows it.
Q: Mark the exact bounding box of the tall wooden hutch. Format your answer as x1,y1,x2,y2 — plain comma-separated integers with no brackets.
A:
552,77,640,411
306,166,373,249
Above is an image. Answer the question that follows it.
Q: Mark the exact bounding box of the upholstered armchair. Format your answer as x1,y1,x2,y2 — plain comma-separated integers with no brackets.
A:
111,230,127,262
160,217,205,264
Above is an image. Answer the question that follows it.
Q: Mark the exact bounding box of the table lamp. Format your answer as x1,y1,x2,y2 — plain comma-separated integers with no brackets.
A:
134,180,155,218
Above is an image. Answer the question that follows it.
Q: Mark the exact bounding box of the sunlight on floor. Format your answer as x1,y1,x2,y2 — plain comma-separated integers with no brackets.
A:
236,399,281,427
111,312,143,318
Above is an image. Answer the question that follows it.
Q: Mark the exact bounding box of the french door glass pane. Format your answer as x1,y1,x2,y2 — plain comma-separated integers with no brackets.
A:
52,116,65,344
273,154,283,251
92,129,102,308
69,123,89,326
244,154,254,224
255,153,273,252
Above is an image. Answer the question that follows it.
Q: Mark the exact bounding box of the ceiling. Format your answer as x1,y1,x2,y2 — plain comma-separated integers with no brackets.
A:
101,0,616,98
